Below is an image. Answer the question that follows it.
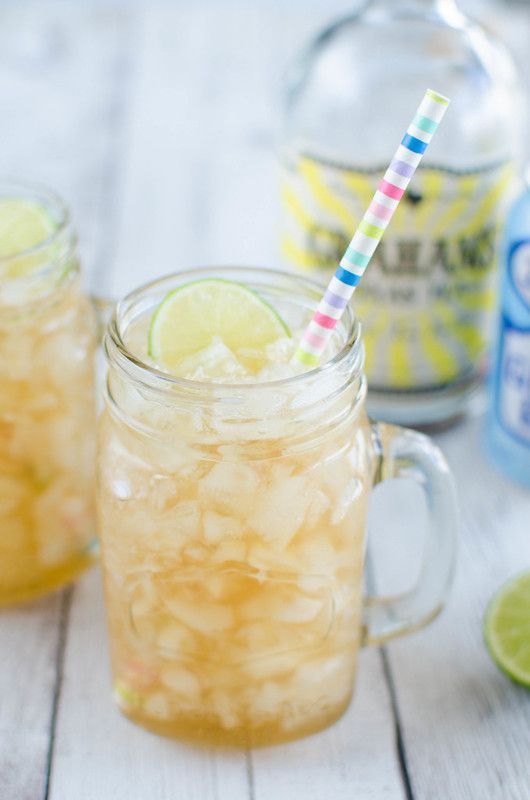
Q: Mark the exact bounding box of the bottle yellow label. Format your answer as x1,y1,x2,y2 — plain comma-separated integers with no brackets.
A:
281,154,514,390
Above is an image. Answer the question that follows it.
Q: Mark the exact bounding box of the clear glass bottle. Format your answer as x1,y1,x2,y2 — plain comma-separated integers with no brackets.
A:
281,0,523,425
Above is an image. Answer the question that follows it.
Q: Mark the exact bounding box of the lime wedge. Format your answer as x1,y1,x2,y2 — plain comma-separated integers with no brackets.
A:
0,198,56,258
484,571,530,688
0,198,58,279
148,278,291,374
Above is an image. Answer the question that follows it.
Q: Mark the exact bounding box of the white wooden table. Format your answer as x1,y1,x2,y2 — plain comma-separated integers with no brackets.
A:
1,2,530,798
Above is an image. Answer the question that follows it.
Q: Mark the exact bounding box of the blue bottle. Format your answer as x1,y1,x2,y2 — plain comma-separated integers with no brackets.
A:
486,178,530,487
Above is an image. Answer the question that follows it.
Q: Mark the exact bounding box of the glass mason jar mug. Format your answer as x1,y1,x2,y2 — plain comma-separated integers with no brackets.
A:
0,181,98,606
98,268,457,746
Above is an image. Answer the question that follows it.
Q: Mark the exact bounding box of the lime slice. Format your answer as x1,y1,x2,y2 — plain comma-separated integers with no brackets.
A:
148,278,290,374
484,571,530,687
0,198,58,278
0,198,56,258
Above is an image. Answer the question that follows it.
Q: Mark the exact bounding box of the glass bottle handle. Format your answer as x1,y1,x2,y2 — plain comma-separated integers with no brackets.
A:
362,421,458,646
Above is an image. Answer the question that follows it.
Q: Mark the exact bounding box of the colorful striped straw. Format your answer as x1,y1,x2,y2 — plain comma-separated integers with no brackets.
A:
294,88,450,367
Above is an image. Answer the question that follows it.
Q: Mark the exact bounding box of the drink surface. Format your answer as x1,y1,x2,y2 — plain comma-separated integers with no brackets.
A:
0,194,97,605
130,315,301,382
99,296,373,745
124,279,341,384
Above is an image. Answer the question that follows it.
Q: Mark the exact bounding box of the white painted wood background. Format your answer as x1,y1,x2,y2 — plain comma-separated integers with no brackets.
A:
1,2,530,798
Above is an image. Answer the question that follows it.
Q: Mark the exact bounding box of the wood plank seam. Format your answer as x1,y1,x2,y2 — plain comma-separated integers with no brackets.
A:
42,587,73,800
379,647,416,800
365,551,413,799
245,749,255,800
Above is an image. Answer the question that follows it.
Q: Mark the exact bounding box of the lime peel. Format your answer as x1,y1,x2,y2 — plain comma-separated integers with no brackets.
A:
484,571,530,688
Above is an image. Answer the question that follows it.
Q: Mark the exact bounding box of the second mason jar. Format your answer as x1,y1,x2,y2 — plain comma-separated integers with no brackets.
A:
0,182,98,605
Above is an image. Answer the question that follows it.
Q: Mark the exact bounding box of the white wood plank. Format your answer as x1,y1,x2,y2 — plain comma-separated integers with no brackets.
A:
0,592,63,800
47,569,250,800
251,648,406,800
385,415,530,800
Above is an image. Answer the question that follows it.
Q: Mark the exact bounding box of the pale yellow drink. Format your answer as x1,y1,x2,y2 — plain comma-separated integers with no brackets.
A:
0,185,97,605
98,272,374,745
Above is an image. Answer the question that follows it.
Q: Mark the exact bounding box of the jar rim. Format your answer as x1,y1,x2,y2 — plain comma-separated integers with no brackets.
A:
106,266,363,395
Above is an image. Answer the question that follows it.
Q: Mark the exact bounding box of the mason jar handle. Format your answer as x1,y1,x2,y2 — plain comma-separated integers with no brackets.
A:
362,421,458,646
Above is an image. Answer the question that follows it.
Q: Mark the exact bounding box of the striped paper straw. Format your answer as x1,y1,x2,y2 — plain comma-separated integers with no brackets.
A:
294,88,450,367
